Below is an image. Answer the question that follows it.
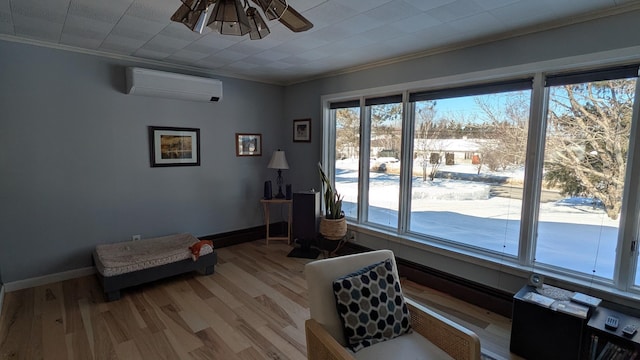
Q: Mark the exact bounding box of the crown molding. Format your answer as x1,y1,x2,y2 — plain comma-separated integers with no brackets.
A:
1,1,638,87
0,34,286,86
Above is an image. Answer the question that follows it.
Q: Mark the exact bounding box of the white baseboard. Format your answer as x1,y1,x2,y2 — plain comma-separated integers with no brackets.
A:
4,267,95,292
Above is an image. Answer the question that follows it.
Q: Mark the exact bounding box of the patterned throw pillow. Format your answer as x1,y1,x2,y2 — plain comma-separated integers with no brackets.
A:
332,259,412,352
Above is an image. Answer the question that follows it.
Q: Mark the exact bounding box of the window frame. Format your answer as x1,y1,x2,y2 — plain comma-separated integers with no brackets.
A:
321,62,640,299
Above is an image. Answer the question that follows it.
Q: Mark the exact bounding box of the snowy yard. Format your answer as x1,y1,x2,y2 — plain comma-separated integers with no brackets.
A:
335,159,621,280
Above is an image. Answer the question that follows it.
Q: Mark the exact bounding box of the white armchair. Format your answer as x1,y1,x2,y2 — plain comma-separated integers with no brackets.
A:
305,250,481,360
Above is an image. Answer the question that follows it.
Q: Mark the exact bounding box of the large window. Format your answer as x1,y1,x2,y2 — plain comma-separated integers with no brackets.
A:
367,96,403,228
536,68,638,280
408,82,531,255
333,100,360,219
324,63,640,296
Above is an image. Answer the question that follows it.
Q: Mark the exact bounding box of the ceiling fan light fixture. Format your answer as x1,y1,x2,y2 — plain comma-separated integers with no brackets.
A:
246,7,270,40
180,0,206,11
207,0,251,36
255,0,288,20
171,4,192,23
171,0,214,33
172,0,312,37
193,5,212,34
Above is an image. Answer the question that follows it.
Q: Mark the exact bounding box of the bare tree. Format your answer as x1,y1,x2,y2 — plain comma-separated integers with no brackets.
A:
544,79,635,220
475,93,529,171
414,101,442,181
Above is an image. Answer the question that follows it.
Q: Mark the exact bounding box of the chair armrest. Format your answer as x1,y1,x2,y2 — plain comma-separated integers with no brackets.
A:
405,297,481,360
305,318,354,360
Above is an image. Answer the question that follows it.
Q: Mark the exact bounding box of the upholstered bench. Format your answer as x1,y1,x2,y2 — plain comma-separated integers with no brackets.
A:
93,233,217,301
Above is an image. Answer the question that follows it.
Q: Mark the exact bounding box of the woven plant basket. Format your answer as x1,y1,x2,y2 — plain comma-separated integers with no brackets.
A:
319,217,347,240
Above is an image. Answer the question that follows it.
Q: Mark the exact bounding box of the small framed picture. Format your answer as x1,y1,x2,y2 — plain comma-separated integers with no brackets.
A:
236,133,262,156
293,119,311,142
149,126,200,167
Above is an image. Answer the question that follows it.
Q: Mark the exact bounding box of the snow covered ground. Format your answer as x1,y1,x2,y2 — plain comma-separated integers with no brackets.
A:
335,158,623,280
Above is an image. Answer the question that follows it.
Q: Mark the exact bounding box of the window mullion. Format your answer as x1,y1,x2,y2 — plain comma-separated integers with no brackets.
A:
616,75,640,290
398,92,414,234
323,102,336,193
519,73,548,267
358,99,371,223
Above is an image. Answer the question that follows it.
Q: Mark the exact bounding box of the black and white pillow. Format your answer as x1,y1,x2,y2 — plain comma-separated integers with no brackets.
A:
332,259,411,352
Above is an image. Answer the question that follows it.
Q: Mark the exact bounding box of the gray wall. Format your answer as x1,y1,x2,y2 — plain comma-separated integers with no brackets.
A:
283,10,640,296
2,8,640,291
0,40,286,282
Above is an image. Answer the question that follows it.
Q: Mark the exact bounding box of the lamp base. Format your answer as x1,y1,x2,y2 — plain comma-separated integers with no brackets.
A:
274,186,285,198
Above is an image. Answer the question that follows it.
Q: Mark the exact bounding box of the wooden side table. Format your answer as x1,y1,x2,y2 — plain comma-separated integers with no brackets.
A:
510,284,587,360
260,198,292,245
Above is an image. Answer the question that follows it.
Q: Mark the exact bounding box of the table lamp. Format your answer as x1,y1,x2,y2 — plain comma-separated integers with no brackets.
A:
268,150,289,198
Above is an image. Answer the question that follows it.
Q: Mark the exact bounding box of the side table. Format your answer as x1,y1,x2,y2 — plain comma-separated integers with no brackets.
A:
260,198,292,245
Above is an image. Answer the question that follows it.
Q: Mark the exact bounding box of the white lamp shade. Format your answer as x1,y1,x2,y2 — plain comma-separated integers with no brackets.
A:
268,150,289,169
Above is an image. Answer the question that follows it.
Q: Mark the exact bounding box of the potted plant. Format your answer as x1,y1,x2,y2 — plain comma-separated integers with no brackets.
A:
318,163,347,240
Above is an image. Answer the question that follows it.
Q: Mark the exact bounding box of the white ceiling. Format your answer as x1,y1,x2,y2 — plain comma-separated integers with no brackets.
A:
0,0,636,84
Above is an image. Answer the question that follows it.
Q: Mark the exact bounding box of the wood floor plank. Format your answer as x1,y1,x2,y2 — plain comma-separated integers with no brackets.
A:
67,329,94,360
41,284,69,360
212,272,293,329
29,288,45,360
215,262,267,298
130,291,165,333
156,305,204,352
0,240,522,359
194,276,243,310
233,318,290,360
114,339,144,360
166,280,252,354
194,327,242,360
91,306,119,360
236,346,268,360
101,310,133,344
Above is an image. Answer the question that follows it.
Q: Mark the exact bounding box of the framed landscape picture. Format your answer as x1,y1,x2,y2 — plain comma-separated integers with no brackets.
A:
293,119,311,142
236,133,262,156
149,126,200,167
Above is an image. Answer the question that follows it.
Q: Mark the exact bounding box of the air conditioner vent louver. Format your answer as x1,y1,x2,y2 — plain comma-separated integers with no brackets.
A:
125,67,222,102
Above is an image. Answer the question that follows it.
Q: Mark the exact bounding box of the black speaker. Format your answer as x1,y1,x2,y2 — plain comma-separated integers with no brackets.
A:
293,191,320,242
285,184,292,199
263,181,272,199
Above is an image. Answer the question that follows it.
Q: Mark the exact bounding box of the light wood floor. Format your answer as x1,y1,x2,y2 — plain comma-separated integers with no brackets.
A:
0,241,522,360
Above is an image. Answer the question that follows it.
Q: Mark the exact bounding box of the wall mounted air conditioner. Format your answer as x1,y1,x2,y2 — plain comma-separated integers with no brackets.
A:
125,67,222,102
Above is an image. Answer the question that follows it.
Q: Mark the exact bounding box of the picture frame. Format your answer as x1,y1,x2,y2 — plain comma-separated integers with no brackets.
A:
293,119,311,142
148,126,200,167
236,133,262,156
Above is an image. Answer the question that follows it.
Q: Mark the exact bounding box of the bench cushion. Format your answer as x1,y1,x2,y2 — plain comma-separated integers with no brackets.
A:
95,233,213,277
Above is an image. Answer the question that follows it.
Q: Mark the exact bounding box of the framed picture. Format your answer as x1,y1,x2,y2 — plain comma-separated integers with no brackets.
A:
293,119,311,142
236,133,262,156
149,126,200,167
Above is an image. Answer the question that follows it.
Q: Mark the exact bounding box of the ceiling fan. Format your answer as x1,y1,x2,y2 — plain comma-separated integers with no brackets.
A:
171,0,313,40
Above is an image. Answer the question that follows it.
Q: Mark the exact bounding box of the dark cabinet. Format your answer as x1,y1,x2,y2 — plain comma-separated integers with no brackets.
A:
292,191,320,243
510,285,587,360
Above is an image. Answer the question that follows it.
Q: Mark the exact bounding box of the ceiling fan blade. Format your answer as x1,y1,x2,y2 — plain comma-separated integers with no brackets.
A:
171,4,192,22
278,6,313,32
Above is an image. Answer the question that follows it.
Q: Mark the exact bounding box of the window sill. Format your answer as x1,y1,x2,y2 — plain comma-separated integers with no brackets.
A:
346,221,640,313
